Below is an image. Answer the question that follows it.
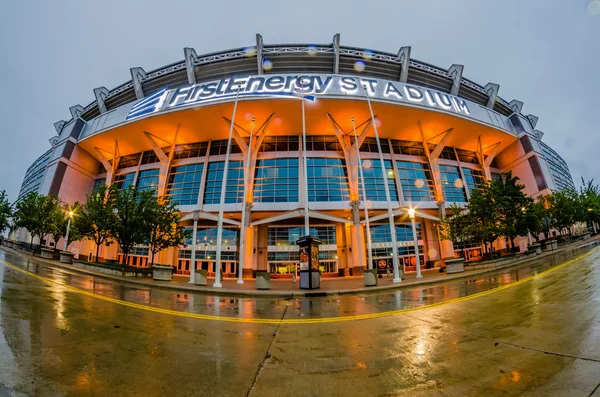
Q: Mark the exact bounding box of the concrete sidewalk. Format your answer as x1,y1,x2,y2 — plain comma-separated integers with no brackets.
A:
3,237,598,297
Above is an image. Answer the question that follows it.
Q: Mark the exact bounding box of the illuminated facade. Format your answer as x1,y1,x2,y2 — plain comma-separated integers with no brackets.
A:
14,34,575,277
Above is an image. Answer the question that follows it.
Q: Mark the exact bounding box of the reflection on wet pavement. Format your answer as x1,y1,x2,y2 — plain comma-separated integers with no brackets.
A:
1,244,599,396
0,245,598,321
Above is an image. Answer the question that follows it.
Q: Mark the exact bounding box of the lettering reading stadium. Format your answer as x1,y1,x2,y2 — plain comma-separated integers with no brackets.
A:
13,34,575,283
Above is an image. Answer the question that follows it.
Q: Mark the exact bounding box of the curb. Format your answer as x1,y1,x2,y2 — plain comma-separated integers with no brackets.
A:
1,238,598,298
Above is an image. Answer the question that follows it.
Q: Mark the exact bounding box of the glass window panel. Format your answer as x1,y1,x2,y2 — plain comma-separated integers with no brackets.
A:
165,163,204,206
395,161,435,202
440,165,467,202
253,158,299,203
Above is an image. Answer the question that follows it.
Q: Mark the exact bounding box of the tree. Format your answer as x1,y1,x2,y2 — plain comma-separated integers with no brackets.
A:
544,189,581,240
79,184,117,261
0,190,11,237
439,203,473,259
579,178,600,232
13,192,61,247
491,171,532,251
110,186,155,265
146,197,190,266
467,184,501,258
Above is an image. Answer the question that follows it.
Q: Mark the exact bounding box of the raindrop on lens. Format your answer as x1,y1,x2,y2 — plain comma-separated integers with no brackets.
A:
362,49,374,60
363,159,372,169
244,46,257,57
263,59,273,71
354,60,366,72
307,45,318,56
454,178,464,189
415,179,425,188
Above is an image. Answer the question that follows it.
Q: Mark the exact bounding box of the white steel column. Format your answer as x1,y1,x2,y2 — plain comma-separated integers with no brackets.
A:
238,117,255,284
214,87,241,288
300,78,310,236
409,208,422,278
361,85,402,282
351,117,374,270
188,210,199,284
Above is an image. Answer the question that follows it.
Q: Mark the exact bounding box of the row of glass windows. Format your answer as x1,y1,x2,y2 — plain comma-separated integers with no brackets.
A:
370,224,422,243
268,226,337,246
102,159,486,206
114,137,484,168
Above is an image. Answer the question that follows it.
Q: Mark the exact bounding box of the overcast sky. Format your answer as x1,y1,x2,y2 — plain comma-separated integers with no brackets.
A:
0,0,598,202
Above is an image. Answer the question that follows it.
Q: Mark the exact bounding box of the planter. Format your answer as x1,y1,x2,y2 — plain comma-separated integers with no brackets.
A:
59,251,74,264
40,248,54,259
583,233,591,240
445,257,465,274
194,269,208,286
528,244,542,255
364,268,378,287
152,265,174,281
256,271,271,290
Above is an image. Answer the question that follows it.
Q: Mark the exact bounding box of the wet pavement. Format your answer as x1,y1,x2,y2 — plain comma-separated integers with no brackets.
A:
0,244,599,396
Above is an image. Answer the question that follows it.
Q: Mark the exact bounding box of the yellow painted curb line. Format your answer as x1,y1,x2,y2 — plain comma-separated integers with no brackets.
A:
1,247,598,325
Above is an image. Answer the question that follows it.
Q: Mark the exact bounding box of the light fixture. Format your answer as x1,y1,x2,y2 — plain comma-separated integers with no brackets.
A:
408,208,415,219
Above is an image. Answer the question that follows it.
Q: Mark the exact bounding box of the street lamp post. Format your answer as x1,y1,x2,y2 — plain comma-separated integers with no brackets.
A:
408,208,422,279
63,210,74,251
361,84,402,283
189,210,199,284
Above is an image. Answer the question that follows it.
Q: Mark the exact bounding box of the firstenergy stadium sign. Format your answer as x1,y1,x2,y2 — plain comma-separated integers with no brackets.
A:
126,74,471,120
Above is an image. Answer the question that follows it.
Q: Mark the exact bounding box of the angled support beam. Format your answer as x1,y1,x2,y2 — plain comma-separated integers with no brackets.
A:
223,113,274,154
250,209,303,227
94,147,113,172
256,34,264,75
484,83,499,109
249,113,274,153
534,129,544,140
362,207,439,224
93,87,110,114
143,131,169,163
130,67,147,100
69,105,84,119
526,114,539,129
307,210,352,225
325,113,351,153
54,121,66,134
397,46,411,82
483,142,502,168
509,100,523,114
448,64,464,96
180,210,240,226
332,33,341,74
428,128,454,160
222,117,250,152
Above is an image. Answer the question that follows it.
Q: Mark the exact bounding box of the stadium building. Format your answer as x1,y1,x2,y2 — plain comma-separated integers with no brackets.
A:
13,34,575,279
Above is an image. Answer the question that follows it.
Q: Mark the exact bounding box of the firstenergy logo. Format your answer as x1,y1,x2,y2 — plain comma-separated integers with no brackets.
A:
127,86,170,120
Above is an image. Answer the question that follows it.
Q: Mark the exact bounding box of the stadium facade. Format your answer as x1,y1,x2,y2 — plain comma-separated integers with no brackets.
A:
13,34,575,278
